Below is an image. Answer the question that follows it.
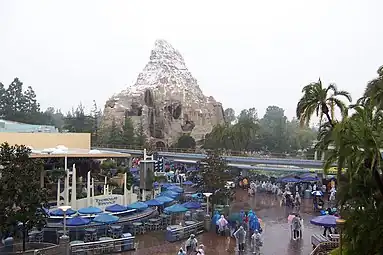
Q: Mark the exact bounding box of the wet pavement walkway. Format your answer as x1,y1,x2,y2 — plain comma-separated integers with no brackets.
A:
124,190,322,254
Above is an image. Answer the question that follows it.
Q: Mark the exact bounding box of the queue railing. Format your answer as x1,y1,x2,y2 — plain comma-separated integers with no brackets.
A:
70,236,136,254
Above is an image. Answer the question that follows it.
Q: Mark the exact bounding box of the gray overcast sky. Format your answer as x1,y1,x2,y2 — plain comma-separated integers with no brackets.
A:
1,0,382,120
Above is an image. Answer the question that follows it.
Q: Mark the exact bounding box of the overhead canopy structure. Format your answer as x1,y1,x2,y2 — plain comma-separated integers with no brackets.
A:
50,208,77,216
145,199,164,206
164,204,188,214
93,213,119,224
65,216,91,226
29,146,130,158
127,202,148,210
155,196,174,203
182,201,201,209
78,206,103,215
105,204,128,213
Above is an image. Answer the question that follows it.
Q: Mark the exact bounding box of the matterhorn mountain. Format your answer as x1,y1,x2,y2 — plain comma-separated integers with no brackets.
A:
102,39,225,148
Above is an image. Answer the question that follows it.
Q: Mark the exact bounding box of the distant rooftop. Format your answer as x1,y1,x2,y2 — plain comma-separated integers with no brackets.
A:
0,119,58,133
30,145,131,158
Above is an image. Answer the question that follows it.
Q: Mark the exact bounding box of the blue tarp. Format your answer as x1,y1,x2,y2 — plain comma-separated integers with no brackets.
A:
145,199,164,206
105,204,128,213
93,213,119,224
78,206,102,215
65,216,91,226
155,196,174,203
167,186,184,193
164,204,188,214
127,202,148,210
50,208,77,216
182,201,201,209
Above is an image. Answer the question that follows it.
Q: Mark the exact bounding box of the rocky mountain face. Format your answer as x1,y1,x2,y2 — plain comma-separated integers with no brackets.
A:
102,39,225,148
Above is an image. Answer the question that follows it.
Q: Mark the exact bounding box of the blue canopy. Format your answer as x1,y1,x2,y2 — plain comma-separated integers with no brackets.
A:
50,208,77,216
105,204,128,213
160,191,179,198
164,204,188,214
300,173,319,182
182,201,201,209
127,202,148,210
130,167,139,172
281,177,300,183
155,196,174,203
183,181,194,185
167,186,184,193
93,213,119,224
78,206,102,215
65,216,91,226
310,215,339,227
145,199,164,206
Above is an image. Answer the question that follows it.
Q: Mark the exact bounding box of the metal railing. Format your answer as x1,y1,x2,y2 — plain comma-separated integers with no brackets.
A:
93,144,317,159
166,221,204,242
0,242,59,255
310,241,339,255
70,236,136,254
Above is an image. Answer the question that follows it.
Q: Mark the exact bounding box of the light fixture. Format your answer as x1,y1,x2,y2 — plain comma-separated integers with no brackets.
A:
58,205,72,237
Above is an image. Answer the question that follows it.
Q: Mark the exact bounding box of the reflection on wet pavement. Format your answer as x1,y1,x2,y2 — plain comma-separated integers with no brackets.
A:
124,190,322,255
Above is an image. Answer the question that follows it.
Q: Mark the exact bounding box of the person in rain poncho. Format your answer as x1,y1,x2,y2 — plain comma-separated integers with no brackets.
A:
217,215,228,236
249,211,261,233
234,226,246,251
196,244,205,255
251,229,263,254
185,234,198,254
212,211,220,234
177,247,186,255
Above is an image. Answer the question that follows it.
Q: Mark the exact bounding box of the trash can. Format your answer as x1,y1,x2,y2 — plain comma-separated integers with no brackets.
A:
121,233,134,251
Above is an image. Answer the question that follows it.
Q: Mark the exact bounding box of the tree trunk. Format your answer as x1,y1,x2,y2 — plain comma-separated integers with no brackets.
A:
22,223,26,252
322,104,334,127
372,165,383,197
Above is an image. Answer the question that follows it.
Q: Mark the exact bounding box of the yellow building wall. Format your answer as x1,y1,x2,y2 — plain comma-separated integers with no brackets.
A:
0,133,91,150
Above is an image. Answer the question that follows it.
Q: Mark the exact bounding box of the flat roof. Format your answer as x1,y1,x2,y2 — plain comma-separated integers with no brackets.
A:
30,148,130,158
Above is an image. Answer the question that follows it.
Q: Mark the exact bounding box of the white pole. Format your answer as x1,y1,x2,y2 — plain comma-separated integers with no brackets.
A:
56,179,61,207
87,171,91,206
206,196,210,215
64,155,69,205
71,164,76,208
91,178,95,206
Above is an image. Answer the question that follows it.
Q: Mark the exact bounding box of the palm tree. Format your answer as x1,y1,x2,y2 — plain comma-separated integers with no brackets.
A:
362,65,383,107
296,79,351,127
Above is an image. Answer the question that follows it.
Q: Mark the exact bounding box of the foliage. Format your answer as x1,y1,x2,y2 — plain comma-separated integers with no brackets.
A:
176,134,196,149
0,143,48,251
203,106,316,155
200,151,232,205
224,108,236,124
298,67,383,255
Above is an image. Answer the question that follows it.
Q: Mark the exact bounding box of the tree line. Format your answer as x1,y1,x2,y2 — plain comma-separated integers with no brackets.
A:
296,66,383,254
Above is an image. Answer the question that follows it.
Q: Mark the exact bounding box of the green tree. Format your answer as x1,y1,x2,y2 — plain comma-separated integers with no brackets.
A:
107,117,123,146
63,103,93,133
176,134,196,149
296,79,351,127
0,143,48,251
90,101,102,145
224,108,236,124
121,114,135,146
134,120,146,148
200,151,232,206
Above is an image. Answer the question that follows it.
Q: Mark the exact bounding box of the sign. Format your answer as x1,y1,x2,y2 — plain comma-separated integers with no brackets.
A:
95,196,118,207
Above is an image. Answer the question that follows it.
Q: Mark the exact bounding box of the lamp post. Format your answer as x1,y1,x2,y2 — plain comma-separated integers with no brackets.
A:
336,218,346,254
203,193,213,216
59,205,71,237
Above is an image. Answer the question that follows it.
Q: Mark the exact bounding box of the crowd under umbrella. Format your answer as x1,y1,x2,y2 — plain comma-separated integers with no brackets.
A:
105,204,128,213
310,215,339,228
145,199,164,207
78,206,103,215
155,196,174,203
64,216,91,239
182,201,201,209
93,213,120,235
127,201,148,211
50,208,77,217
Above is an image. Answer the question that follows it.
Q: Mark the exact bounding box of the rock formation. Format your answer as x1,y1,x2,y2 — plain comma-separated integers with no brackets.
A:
102,39,225,148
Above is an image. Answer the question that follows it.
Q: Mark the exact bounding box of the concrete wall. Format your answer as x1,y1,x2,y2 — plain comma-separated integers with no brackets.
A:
0,132,91,150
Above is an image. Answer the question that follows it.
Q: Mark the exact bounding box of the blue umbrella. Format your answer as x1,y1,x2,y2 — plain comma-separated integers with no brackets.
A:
182,201,201,209
105,204,128,213
130,167,139,172
167,186,184,193
65,216,91,226
183,181,194,185
281,177,300,183
160,190,179,198
127,202,149,210
164,204,188,214
78,206,102,215
310,215,339,228
155,196,174,203
93,213,119,224
312,190,324,196
145,199,164,206
50,208,77,216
